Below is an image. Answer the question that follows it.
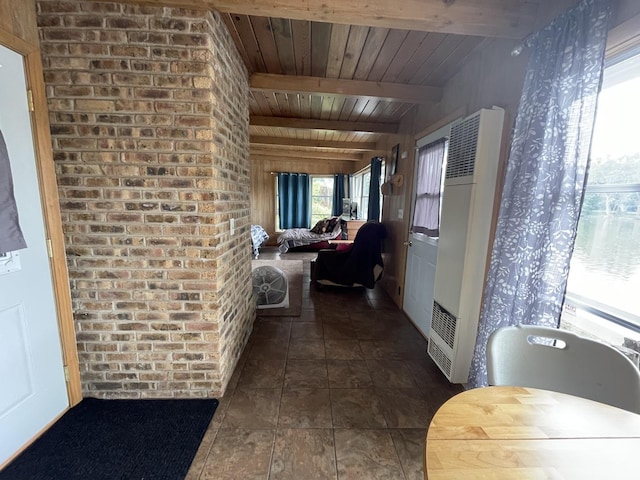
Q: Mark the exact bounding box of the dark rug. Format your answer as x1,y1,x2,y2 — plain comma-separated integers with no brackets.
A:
0,397,218,480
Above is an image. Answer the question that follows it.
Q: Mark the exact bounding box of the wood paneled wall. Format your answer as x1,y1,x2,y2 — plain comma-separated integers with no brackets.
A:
250,154,360,242
377,38,528,309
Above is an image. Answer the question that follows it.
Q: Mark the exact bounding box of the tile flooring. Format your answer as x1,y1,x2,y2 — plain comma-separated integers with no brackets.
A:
186,250,463,480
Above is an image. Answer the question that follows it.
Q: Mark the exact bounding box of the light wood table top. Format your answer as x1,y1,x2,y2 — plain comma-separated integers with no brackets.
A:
425,386,640,479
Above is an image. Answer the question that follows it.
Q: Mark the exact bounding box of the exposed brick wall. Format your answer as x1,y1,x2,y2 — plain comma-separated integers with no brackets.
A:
36,0,253,398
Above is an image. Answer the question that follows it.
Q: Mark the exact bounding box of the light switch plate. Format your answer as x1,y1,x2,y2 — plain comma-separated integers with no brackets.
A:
398,209,404,219
230,218,235,235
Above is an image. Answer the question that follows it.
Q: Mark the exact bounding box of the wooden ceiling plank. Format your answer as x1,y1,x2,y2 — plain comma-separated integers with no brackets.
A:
345,97,369,123
299,93,312,118
250,73,442,104
337,97,359,122
250,135,377,151
320,96,335,121
310,94,323,118
250,115,398,134
301,128,311,141
366,29,410,82
339,25,371,79
287,92,299,116
368,100,394,122
378,101,409,122
413,34,468,85
263,91,282,116
228,13,267,72
270,17,297,75
380,31,428,83
394,32,447,84
311,22,331,77
220,13,255,73
329,97,348,122
249,16,283,74
291,19,311,76
274,92,293,117
393,103,416,120
123,0,537,39
250,91,273,116
426,37,487,86
325,24,351,79
352,27,390,81
355,98,380,122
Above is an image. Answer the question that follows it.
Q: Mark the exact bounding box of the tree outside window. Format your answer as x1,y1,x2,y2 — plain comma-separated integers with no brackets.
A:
311,176,334,225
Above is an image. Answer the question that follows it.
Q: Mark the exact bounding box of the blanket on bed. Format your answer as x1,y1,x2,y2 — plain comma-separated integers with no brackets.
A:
277,227,341,253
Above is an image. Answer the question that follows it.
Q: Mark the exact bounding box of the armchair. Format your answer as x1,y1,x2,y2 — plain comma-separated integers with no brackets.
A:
312,221,386,289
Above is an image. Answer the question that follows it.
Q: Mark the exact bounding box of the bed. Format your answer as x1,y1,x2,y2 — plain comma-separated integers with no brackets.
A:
277,217,342,253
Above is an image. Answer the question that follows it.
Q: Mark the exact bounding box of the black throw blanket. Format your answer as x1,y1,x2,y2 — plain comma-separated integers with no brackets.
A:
315,221,386,288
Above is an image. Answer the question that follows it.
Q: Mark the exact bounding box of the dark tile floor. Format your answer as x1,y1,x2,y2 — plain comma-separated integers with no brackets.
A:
186,249,463,480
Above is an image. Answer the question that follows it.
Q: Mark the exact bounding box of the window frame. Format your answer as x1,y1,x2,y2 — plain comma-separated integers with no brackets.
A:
309,175,334,226
562,47,640,338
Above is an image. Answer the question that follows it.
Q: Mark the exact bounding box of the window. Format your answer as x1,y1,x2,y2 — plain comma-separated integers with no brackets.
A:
412,139,448,237
561,51,640,348
353,169,370,220
350,162,385,221
310,176,333,225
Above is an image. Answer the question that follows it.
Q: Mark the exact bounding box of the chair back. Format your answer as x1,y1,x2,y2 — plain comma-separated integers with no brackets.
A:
487,325,640,414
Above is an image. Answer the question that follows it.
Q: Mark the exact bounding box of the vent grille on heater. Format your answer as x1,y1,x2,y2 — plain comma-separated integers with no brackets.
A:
428,340,452,377
431,301,457,349
446,113,480,179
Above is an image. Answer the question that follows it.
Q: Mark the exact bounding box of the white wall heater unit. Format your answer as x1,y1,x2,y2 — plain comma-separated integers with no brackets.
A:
427,107,505,384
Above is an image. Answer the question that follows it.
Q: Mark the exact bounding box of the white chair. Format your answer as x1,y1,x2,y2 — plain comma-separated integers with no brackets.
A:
487,324,640,414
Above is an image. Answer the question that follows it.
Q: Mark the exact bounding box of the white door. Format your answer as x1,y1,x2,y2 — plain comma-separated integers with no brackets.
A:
0,45,68,465
402,125,451,338
403,233,438,337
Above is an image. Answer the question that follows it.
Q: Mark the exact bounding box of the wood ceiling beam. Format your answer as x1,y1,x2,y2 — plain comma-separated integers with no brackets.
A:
250,116,397,135
117,1,538,39
250,136,377,152
252,149,361,161
251,148,364,161
251,73,441,104
251,154,361,163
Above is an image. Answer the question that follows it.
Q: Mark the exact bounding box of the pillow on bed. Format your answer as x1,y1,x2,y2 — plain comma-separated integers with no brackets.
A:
311,216,340,234
310,219,328,234
326,217,340,233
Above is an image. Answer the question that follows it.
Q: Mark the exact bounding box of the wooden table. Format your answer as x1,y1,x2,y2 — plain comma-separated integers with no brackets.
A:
425,386,640,479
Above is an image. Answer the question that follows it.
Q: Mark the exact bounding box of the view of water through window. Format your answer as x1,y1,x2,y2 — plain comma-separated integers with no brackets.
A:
565,52,640,329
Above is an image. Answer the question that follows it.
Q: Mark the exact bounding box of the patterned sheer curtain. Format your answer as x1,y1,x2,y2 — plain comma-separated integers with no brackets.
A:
277,173,310,229
468,0,612,388
412,139,447,237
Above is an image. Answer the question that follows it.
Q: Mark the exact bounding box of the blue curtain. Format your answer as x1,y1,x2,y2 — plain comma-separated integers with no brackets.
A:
367,157,383,221
277,173,310,229
468,0,611,388
332,174,346,216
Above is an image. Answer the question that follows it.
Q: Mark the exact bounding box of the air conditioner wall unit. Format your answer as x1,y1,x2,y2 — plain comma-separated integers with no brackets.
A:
428,106,505,384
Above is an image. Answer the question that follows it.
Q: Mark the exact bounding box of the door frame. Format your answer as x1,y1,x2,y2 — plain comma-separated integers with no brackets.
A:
0,30,81,406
